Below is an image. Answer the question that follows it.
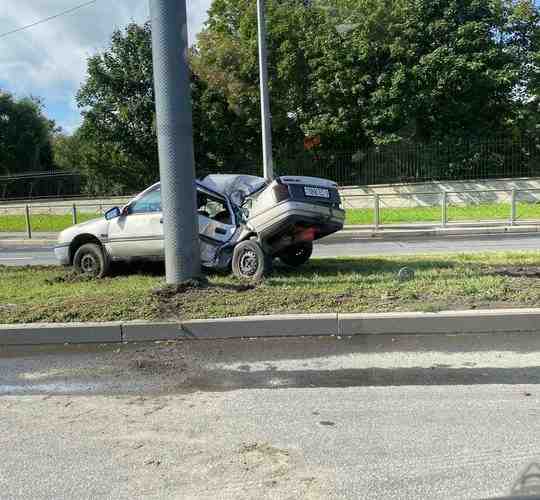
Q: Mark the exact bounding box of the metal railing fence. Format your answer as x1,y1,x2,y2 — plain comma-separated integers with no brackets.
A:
340,188,540,228
2,187,540,238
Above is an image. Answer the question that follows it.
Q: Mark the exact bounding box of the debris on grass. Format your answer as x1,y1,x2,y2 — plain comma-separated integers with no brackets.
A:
397,267,415,282
0,303,18,312
151,277,210,298
151,277,256,299
45,271,95,285
493,266,540,278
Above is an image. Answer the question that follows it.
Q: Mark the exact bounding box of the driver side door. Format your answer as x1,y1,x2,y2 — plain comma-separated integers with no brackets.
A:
197,188,236,265
107,186,164,259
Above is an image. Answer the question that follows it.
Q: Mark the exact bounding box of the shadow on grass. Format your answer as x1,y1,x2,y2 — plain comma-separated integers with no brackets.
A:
41,256,476,284
271,257,459,279
98,257,463,283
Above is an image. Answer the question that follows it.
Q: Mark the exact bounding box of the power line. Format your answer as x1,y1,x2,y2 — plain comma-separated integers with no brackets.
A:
0,0,98,39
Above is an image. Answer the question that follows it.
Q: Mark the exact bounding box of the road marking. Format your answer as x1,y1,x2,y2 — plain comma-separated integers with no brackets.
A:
0,257,32,261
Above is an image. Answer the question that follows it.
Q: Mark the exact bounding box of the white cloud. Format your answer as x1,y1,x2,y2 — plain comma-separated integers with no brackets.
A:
0,0,212,130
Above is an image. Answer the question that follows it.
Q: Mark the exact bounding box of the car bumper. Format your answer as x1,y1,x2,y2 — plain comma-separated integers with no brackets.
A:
54,244,70,265
247,201,345,239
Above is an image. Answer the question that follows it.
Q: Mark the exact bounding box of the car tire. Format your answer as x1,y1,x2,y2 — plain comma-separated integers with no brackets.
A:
232,240,271,280
73,243,110,278
279,241,313,267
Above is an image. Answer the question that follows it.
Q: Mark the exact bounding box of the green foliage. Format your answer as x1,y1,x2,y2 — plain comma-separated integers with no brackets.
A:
0,92,56,175
75,23,158,191
73,22,257,194
60,0,540,193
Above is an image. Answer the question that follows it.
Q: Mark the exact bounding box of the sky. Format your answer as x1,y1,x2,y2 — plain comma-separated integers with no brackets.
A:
0,0,213,133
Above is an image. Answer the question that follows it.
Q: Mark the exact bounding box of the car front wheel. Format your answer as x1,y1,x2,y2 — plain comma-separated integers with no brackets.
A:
279,241,313,267
73,243,110,278
232,240,271,280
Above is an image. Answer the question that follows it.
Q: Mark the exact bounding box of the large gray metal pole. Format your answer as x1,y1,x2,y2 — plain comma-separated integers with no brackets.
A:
149,0,201,284
256,0,274,181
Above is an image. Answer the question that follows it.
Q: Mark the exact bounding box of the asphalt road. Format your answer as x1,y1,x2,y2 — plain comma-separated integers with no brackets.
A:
2,333,540,499
0,244,56,265
314,232,540,258
1,232,540,267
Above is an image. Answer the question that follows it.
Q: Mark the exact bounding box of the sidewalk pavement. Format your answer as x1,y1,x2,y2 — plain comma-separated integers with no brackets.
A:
2,221,540,246
0,232,57,246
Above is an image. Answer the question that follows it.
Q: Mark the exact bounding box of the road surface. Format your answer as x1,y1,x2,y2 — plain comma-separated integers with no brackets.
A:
2,333,540,499
1,232,540,266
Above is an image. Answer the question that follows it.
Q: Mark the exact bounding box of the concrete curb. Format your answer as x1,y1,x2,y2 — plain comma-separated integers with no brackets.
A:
0,322,123,345
333,224,540,240
2,308,540,345
0,239,56,247
339,309,540,336
181,313,338,338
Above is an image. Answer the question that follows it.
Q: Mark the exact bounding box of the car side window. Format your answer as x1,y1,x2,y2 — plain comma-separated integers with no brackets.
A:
197,190,232,224
129,188,161,214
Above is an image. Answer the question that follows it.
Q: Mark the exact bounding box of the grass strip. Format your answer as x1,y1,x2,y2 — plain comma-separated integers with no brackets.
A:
2,252,540,324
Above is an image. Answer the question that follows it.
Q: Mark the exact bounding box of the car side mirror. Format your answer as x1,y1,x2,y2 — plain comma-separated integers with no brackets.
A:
104,206,121,220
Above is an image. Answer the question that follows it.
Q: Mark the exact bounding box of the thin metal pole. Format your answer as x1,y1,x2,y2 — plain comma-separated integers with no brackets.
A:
441,191,448,227
374,194,380,229
257,0,274,181
149,0,201,284
510,189,517,225
25,204,32,239
72,203,78,225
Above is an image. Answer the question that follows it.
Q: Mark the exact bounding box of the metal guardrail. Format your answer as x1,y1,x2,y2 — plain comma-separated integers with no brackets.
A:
0,202,122,239
340,188,540,228
2,188,540,238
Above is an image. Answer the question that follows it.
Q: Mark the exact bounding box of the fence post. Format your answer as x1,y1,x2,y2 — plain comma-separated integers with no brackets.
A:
25,205,32,239
441,191,448,227
510,189,517,226
72,204,78,225
374,193,380,229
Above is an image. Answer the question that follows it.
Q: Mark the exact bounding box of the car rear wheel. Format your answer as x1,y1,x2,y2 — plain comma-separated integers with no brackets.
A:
73,243,110,278
232,240,271,280
279,241,313,267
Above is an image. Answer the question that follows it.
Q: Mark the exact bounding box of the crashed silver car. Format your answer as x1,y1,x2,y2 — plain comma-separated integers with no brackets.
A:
54,174,345,279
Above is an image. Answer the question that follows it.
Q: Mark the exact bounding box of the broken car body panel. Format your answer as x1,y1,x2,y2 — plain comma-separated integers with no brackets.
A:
55,174,345,270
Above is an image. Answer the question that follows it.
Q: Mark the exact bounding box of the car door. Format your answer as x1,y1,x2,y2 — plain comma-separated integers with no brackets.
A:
196,188,236,265
107,186,163,259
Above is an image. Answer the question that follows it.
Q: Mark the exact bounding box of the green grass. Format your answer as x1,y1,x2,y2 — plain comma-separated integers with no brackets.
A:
0,213,100,232
345,202,540,225
2,252,540,324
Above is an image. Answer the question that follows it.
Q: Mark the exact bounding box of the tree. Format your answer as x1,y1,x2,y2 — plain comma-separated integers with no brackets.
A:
193,0,326,156
75,22,255,193
69,0,540,193
76,23,158,190
302,0,538,145
197,0,540,148
0,92,55,175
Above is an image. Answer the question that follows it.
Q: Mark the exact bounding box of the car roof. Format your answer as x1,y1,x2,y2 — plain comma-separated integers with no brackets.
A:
137,174,267,202
199,174,267,198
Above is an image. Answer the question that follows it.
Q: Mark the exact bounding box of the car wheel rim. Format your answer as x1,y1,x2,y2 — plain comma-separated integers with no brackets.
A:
80,254,98,274
239,250,258,277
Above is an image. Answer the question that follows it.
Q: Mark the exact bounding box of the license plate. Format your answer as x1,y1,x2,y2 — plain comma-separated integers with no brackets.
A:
304,186,330,198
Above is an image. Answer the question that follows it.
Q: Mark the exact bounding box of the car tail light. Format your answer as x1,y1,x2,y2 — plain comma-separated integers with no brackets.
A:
297,227,316,242
272,182,290,203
